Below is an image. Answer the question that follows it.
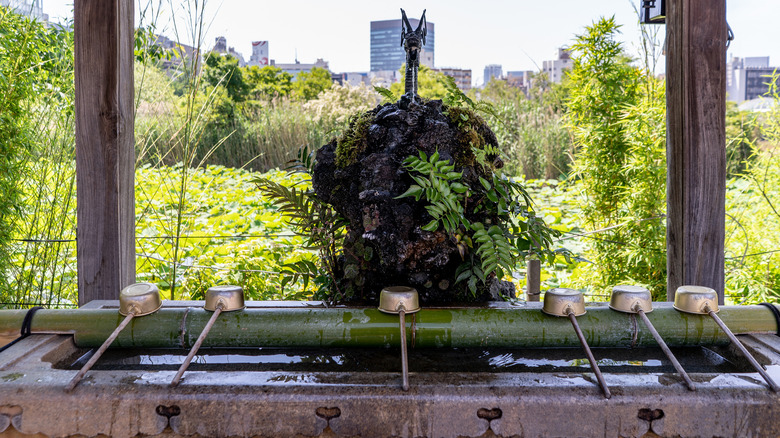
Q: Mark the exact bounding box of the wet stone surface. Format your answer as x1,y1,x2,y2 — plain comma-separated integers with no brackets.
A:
313,99,509,304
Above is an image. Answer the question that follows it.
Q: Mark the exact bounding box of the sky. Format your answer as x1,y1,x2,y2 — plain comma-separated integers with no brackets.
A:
42,0,780,86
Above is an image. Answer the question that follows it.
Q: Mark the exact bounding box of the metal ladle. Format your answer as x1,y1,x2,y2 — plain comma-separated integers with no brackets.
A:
378,286,420,391
673,285,779,392
542,288,611,399
66,282,162,392
609,285,695,390
171,285,245,387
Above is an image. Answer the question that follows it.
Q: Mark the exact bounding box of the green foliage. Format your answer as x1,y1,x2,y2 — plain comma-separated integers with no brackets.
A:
0,7,47,294
244,65,293,100
203,53,249,103
389,64,447,100
482,75,572,179
565,16,666,299
725,101,759,176
134,27,170,64
724,79,780,304
254,147,348,301
396,150,469,234
441,74,501,121
373,85,396,104
397,150,564,297
292,67,333,101
306,83,380,134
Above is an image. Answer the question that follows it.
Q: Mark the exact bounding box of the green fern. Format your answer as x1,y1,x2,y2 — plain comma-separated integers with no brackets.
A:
471,223,514,281
395,150,469,234
255,147,349,301
440,74,502,122
373,85,397,104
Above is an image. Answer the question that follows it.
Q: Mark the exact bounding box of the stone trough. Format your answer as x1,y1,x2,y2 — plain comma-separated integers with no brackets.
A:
1,299,779,437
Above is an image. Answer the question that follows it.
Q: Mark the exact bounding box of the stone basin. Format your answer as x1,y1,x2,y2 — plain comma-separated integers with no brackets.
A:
1,300,779,437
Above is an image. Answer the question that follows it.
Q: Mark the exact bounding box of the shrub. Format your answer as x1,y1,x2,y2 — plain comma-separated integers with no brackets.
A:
565,17,667,299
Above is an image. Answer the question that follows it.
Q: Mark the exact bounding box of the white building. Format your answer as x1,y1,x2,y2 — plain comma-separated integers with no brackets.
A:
541,47,572,84
248,41,269,67
271,58,330,79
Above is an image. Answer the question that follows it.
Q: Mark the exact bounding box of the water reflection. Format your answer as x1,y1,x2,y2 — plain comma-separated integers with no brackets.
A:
61,346,745,374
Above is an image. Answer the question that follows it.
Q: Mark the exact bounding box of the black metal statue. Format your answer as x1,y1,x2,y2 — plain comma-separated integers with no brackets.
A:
400,8,427,103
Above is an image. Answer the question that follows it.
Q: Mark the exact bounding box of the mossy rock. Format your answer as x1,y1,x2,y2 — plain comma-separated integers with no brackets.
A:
313,99,509,304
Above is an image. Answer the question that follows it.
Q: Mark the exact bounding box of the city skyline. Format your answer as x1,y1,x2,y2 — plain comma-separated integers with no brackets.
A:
42,1,780,86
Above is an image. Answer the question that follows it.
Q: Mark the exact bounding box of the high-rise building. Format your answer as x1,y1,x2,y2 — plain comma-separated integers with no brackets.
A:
249,41,269,67
370,17,435,72
541,47,572,84
727,55,780,103
483,64,503,85
0,0,47,21
436,68,472,91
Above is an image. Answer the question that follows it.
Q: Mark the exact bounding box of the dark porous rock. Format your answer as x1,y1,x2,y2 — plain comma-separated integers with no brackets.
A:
312,100,505,304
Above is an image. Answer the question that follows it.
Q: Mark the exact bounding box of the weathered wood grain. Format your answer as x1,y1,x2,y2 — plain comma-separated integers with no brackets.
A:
75,0,135,305
666,0,727,303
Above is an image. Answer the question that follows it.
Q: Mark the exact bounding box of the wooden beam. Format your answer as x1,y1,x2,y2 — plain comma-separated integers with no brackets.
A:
666,0,727,303
75,0,135,305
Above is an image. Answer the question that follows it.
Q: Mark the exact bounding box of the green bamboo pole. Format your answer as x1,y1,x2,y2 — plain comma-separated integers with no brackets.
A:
0,303,777,349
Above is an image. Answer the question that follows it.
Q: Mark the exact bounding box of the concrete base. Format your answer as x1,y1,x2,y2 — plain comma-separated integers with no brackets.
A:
1,334,779,437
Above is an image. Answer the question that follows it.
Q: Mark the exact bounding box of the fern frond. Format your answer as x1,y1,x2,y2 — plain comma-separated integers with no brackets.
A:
373,85,397,103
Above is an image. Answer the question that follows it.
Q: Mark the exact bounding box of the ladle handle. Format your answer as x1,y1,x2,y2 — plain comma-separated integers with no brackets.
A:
708,310,780,392
400,310,410,391
171,306,223,387
636,310,696,391
66,312,135,392
567,312,611,399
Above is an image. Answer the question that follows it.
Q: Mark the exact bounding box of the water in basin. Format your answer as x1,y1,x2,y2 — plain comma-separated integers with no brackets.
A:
55,345,747,374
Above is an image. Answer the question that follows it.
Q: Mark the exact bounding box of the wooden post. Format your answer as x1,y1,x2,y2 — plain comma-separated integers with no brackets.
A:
75,0,135,305
666,0,727,304
526,259,541,302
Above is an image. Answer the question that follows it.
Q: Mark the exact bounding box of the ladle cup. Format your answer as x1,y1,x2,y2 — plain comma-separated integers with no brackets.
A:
674,285,779,392
66,283,162,392
171,285,245,387
543,288,611,399
378,286,420,391
609,285,695,390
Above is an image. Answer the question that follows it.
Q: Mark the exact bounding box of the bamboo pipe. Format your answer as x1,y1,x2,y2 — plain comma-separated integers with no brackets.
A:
0,303,777,350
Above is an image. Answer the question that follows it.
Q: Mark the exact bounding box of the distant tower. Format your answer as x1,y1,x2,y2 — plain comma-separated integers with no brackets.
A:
483,64,503,85
213,36,227,53
249,41,269,67
370,16,435,72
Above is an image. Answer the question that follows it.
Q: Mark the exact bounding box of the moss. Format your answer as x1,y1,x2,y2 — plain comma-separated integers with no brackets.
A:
335,111,374,168
445,105,490,168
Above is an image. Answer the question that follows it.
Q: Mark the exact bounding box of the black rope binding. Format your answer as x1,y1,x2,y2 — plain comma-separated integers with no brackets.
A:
0,306,43,354
759,302,780,337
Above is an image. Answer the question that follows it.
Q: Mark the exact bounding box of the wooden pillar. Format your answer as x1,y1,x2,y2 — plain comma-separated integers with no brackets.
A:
75,0,135,305
666,0,727,303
